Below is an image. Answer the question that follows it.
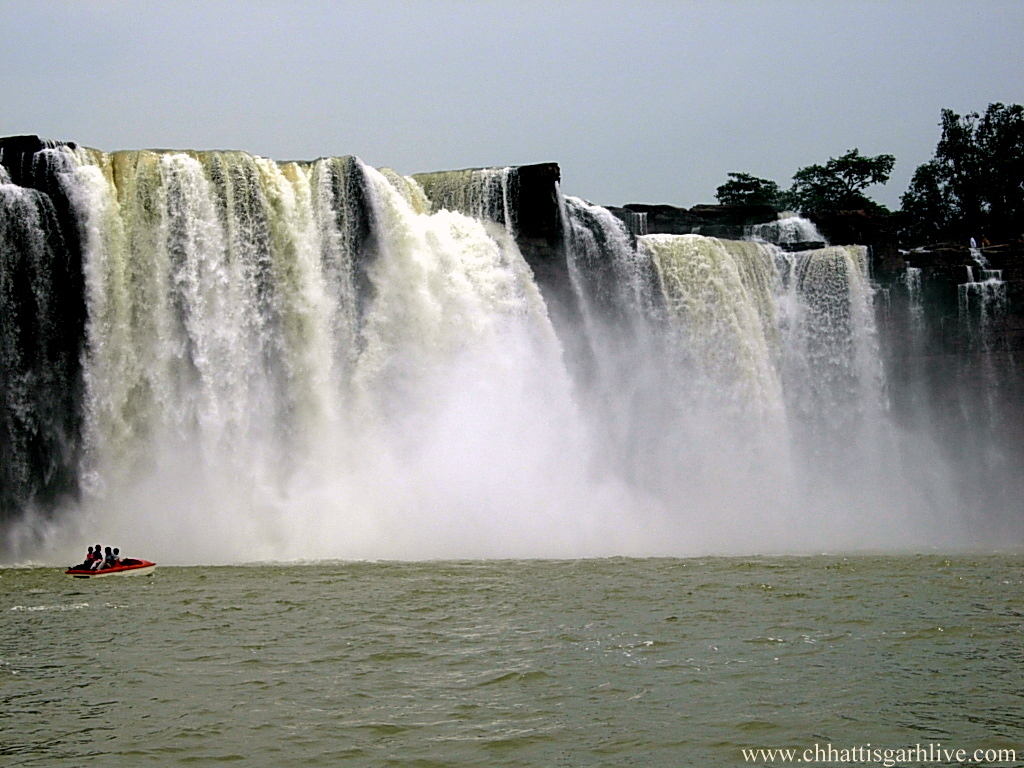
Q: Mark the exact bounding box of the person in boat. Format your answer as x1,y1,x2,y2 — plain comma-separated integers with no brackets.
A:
101,546,116,569
111,548,122,567
89,544,104,570
73,546,96,571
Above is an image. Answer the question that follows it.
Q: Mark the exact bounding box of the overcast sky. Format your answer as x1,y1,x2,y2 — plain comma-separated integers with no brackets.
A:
2,1,1021,209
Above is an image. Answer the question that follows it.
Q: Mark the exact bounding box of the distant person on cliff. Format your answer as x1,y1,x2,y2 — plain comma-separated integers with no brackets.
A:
982,234,991,247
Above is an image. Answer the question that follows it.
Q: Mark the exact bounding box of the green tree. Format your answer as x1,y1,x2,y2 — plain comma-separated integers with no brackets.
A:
900,160,957,245
715,172,783,208
786,148,895,216
901,103,1024,245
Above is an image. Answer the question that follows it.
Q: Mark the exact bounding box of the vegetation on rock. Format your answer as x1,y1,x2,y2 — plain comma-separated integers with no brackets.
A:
715,102,1024,248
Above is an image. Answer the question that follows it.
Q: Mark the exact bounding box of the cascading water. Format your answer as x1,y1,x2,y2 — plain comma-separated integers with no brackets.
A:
0,182,71,512
953,249,1010,466
562,196,659,334
746,214,825,248
641,234,785,420
3,145,612,561
413,167,517,233
0,141,1008,562
0,147,85,530
959,257,1007,350
903,266,924,334
66,148,364,555
961,245,1008,339
633,235,919,544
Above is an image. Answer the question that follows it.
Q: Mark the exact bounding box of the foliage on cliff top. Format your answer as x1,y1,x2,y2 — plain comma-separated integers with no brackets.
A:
715,149,895,217
714,102,1024,248
715,173,784,209
901,103,1024,246
785,149,895,217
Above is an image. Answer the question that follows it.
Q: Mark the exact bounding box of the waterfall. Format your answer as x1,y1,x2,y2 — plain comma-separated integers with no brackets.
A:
412,167,517,233
0,146,85,526
70,150,343,491
641,234,785,421
789,245,884,418
351,164,562,417
637,237,884,432
904,266,923,333
0,141,997,560
562,196,659,329
959,266,1007,349
956,251,1008,447
968,245,990,269
746,214,825,248
621,209,648,236
0,183,72,513
962,244,1007,341
2,145,608,560
957,246,1009,486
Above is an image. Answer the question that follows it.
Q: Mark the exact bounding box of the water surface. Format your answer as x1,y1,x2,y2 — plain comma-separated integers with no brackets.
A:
2,555,1022,766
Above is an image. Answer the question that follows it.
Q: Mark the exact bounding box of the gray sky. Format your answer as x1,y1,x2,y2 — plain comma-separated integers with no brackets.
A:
2,0,1021,209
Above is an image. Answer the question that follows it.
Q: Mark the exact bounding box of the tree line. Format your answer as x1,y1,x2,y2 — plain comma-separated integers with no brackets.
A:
715,103,1024,247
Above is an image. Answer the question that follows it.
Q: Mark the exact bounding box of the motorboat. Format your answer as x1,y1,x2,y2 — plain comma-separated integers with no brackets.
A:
65,558,157,579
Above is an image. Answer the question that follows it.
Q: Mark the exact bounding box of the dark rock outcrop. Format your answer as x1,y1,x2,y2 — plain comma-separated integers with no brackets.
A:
810,209,899,250
607,202,777,239
0,135,78,185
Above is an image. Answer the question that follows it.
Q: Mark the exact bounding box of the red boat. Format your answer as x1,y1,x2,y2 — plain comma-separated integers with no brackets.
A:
65,558,157,579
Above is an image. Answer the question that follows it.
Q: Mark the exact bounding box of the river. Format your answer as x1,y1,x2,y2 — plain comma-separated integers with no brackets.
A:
3,555,1022,766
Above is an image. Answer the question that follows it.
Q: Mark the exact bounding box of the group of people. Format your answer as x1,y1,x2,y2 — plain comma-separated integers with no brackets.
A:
73,544,124,571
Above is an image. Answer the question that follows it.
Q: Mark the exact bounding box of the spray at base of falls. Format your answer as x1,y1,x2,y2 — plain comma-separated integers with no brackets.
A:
0,145,1005,563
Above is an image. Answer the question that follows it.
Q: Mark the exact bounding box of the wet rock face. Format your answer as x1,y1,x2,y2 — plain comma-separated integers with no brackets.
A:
411,161,565,259
0,137,88,521
0,135,77,185
509,162,562,246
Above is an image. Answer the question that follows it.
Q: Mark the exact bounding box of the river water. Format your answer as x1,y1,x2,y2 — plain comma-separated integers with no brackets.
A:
2,555,1022,766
